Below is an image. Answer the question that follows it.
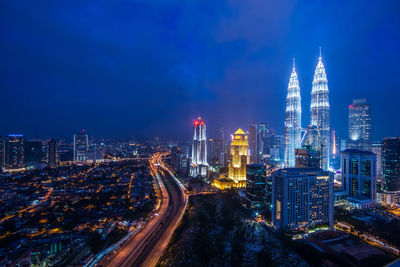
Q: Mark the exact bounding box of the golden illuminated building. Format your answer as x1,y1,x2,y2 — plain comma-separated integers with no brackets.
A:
212,175,236,190
228,128,249,188
211,129,250,190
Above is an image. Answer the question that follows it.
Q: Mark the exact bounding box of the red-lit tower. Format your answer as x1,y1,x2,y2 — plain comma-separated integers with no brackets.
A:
190,117,208,177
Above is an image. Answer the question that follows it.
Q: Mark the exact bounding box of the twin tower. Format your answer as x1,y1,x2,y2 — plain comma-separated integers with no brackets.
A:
284,51,330,170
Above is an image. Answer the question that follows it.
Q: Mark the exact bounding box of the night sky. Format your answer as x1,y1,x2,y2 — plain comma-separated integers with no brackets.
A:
1,1,399,141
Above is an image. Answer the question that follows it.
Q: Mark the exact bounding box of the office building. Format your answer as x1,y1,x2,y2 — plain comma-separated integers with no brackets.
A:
284,59,302,168
58,144,74,162
245,164,267,213
74,133,88,162
272,168,334,230
310,51,330,170
249,123,259,164
47,139,57,168
228,129,250,187
208,138,224,166
371,143,382,181
348,99,371,151
4,134,26,172
381,137,400,196
258,123,267,163
341,149,376,209
190,117,208,177
25,141,43,169
249,123,267,164
295,146,320,168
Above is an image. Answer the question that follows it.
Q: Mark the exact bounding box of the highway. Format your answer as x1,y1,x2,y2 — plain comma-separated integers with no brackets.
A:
100,153,188,267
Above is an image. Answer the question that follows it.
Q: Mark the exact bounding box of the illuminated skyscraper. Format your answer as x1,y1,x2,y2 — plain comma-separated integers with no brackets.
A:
228,129,250,187
310,50,330,170
284,59,302,167
4,134,26,172
190,117,208,177
74,132,88,162
348,99,371,151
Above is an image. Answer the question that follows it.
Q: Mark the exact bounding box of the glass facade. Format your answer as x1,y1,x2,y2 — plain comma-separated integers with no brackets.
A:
348,99,371,151
341,149,377,205
245,164,267,213
382,137,400,192
74,133,88,162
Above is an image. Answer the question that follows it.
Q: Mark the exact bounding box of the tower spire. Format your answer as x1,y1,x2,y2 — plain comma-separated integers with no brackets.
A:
319,46,322,59
285,56,302,168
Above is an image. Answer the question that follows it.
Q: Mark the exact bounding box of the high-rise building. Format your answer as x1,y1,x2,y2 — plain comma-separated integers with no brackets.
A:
310,51,330,170
330,129,340,170
341,149,377,209
219,127,227,166
257,123,267,161
58,144,74,162
4,134,26,172
245,164,267,214
220,127,225,142
249,123,259,164
249,123,266,164
340,139,348,152
284,59,302,168
371,143,382,181
272,168,333,230
208,138,224,166
47,139,57,168
263,127,282,165
228,129,250,187
74,132,88,162
348,99,371,151
190,117,208,177
295,146,320,168
382,137,400,193
25,141,43,169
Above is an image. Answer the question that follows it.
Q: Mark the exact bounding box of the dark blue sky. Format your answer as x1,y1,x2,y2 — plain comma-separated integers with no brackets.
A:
1,1,399,140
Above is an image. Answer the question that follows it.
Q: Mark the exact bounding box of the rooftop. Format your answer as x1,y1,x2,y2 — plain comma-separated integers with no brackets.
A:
281,167,324,173
341,149,375,156
234,128,246,135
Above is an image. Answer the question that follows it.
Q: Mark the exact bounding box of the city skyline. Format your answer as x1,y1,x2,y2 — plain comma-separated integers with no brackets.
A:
1,2,400,266
1,1,400,140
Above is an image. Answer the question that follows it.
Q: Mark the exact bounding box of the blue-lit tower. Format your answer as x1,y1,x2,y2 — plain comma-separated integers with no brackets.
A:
310,50,330,170
284,59,302,167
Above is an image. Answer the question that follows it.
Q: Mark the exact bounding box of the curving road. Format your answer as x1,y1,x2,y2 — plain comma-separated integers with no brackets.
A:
100,153,187,267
